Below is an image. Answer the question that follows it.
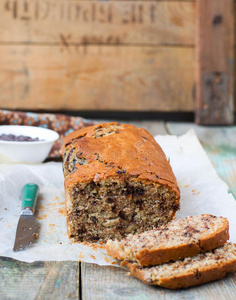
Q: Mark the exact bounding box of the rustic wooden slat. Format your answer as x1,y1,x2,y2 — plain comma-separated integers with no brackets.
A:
195,0,234,125
0,257,79,300
0,45,195,112
81,258,236,299
167,122,236,199
0,0,195,46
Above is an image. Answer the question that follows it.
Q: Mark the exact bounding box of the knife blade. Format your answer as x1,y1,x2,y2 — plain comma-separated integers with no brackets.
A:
13,183,39,252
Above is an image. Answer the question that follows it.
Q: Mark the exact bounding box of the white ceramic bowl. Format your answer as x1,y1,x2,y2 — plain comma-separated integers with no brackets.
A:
0,125,59,164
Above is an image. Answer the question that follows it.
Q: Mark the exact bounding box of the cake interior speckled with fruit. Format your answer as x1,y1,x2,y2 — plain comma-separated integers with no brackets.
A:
62,122,180,242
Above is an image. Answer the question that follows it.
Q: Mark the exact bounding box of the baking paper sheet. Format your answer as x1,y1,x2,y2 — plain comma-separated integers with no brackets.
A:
0,130,235,265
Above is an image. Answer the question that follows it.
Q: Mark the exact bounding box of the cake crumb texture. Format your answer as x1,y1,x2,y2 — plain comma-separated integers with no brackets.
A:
62,122,180,242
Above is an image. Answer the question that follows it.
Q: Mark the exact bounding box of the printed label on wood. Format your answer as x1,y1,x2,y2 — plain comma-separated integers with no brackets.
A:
0,0,195,45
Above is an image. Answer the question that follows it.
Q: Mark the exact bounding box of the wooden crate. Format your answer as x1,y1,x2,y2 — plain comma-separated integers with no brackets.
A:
0,0,234,124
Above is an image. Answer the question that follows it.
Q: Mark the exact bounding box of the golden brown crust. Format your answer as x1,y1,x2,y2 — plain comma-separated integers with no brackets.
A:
137,218,229,266
106,215,229,267
125,261,236,289
122,244,236,289
62,122,180,197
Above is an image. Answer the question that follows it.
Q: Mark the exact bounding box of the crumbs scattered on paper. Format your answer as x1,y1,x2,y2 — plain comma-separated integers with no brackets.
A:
81,242,106,251
58,207,66,216
38,214,48,220
104,257,117,265
192,189,200,196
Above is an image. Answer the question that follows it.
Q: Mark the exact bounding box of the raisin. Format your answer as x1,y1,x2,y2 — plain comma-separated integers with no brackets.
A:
107,197,114,203
124,187,132,196
77,152,83,158
75,209,81,215
90,216,97,223
67,148,75,162
78,227,87,234
119,211,126,220
116,169,126,174
194,269,201,279
173,203,180,212
135,199,143,205
133,189,144,196
184,232,192,237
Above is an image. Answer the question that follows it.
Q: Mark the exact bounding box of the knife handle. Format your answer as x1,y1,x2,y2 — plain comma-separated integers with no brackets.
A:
21,183,39,214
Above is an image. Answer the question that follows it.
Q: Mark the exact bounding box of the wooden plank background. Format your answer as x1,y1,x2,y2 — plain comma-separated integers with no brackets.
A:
0,45,195,111
0,0,235,112
195,0,234,124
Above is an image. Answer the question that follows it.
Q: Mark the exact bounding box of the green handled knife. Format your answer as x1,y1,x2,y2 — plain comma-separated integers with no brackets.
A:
13,183,39,252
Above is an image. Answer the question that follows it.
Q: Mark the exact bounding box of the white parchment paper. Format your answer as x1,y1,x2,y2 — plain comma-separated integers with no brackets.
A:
0,130,235,265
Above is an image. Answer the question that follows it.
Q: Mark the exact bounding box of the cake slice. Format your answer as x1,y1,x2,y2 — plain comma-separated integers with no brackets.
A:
122,243,236,289
106,214,229,266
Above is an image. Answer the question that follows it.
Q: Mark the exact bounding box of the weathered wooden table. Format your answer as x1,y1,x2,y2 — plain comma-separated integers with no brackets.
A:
0,121,236,300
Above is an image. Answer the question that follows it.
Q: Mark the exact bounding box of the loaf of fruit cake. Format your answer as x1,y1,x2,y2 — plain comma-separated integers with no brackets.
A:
106,214,229,266
122,243,236,289
62,122,180,242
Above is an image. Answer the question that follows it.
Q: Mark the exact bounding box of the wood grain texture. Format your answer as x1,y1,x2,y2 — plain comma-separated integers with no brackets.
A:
167,122,236,199
81,262,236,299
0,257,79,300
0,0,195,45
195,0,234,125
0,45,195,111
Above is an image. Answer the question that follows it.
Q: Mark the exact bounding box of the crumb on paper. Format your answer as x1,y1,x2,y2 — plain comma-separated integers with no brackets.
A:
90,255,95,259
81,242,106,251
79,252,84,259
58,207,66,216
4,208,7,210
192,189,200,196
178,184,190,188
38,214,48,220
104,257,114,264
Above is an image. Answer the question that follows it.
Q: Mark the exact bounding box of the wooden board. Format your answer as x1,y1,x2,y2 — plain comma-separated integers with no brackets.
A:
81,263,236,300
0,45,195,111
0,258,79,300
0,0,195,46
195,0,234,124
